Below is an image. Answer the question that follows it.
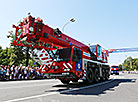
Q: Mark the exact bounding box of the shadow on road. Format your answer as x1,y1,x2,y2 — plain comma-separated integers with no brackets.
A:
46,79,136,96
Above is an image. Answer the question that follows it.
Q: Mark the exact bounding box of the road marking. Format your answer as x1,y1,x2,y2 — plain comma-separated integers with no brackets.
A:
3,78,116,102
0,83,57,90
3,92,58,102
60,79,115,94
0,79,58,84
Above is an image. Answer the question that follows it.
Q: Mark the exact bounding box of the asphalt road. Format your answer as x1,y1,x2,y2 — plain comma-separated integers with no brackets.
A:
0,73,138,102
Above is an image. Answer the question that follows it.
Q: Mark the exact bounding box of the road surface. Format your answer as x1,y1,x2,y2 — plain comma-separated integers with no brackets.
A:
0,73,138,102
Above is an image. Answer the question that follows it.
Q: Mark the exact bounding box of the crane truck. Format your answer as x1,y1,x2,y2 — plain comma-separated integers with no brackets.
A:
11,15,110,84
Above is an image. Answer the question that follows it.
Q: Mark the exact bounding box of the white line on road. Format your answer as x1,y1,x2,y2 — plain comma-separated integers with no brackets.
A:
3,92,58,102
0,79,58,84
3,78,116,102
0,83,57,90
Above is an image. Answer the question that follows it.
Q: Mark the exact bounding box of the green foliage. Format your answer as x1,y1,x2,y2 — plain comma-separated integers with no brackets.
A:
7,30,15,43
121,56,138,71
0,45,36,66
0,30,37,66
118,64,122,71
28,59,38,67
0,47,10,65
8,46,25,66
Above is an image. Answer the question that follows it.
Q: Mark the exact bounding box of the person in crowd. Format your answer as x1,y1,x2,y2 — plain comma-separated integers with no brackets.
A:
0,65,46,80
6,67,10,80
0,67,2,80
10,65,15,80
23,67,27,79
18,66,22,80
3,66,6,80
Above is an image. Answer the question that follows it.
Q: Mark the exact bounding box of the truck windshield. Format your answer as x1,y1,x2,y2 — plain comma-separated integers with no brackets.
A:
112,66,118,68
54,48,72,62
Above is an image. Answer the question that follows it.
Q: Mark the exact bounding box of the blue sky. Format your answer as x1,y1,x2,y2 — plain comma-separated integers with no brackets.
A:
0,0,138,65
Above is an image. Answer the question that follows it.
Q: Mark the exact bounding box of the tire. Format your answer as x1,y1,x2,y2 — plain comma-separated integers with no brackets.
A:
72,79,78,83
94,68,100,83
60,80,70,84
101,68,106,81
105,69,110,80
85,68,94,84
116,73,119,75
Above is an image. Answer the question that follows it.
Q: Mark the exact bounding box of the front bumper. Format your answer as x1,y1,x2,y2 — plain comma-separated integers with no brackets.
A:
48,72,78,79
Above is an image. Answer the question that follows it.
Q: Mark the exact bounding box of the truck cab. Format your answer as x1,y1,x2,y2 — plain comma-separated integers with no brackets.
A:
111,65,119,75
40,46,83,83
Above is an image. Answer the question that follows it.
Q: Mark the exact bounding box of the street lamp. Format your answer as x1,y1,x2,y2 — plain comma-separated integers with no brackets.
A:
62,18,75,32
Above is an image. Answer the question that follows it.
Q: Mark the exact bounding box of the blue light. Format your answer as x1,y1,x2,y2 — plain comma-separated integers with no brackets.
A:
69,43,72,46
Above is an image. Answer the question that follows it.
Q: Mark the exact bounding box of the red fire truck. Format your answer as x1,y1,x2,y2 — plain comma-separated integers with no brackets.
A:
11,15,110,84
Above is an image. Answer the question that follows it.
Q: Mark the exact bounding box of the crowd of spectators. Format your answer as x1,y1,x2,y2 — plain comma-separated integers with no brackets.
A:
0,65,46,80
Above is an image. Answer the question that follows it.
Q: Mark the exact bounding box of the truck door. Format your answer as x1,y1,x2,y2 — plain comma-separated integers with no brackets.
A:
72,48,82,71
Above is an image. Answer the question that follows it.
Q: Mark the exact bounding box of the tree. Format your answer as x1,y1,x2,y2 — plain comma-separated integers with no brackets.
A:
0,45,37,66
0,47,10,65
121,56,138,71
118,64,122,71
6,30,37,66
8,46,26,66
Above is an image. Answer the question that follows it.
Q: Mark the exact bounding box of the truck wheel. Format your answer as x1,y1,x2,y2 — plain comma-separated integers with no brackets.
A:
94,68,100,83
60,80,70,84
101,68,106,81
116,73,119,75
72,79,78,83
105,69,110,80
85,68,94,84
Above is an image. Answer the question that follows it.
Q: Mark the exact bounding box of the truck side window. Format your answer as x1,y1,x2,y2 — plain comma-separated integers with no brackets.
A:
72,48,81,62
97,45,102,57
72,48,76,61
76,49,81,62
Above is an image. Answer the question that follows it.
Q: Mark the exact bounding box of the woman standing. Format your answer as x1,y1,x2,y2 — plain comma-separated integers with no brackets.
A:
6,67,10,80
